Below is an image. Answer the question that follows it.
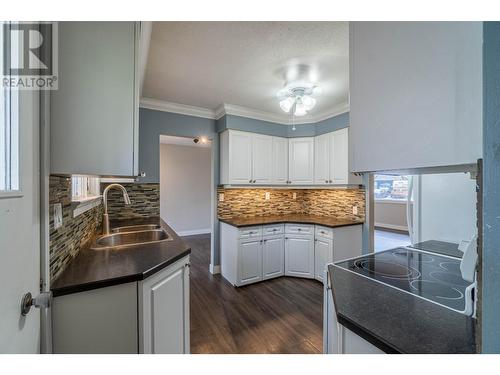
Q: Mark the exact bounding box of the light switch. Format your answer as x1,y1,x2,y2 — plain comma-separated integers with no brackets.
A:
218,193,224,202
292,192,297,200
54,203,63,229
352,206,358,215
265,192,270,200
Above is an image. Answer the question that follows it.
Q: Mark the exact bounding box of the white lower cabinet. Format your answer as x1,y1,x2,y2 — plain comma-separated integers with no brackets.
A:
220,222,362,286
52,255,190,354
285,224,315,278
139,257,190,354
239,238,263,285
263,236,285,280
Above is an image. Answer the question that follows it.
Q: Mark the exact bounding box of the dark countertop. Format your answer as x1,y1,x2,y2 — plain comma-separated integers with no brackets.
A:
328,264,476,354
410,240,463,258
219,214,364,229
51,217,191,297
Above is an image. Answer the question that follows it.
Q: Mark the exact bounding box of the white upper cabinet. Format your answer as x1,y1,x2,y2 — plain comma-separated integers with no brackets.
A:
272,137,289,184
51,22,140,176
314,133,330,184
221,130,253,184
288,138,314,185
314,128,353,185
252,134,273,184
349,22,483,172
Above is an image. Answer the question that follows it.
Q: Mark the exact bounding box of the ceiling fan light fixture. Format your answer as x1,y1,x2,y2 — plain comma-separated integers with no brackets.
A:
277,84,319,117
279,97,294,113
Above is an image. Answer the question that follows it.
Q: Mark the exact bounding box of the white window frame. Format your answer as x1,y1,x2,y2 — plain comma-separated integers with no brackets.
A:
0,22,22,199
71,175,101,203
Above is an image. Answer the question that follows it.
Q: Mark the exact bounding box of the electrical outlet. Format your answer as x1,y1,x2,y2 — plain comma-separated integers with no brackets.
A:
54,203,63,229
265,192,270,200
352,206,358,215
218,193,224,202
292,192,297,200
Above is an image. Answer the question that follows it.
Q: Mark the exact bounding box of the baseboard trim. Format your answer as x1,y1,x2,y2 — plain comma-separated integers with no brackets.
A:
209,264,221,275
375,222,409,233
176,229,212,237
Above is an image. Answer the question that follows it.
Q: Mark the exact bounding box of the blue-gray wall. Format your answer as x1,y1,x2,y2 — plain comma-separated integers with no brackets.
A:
482,22,500,353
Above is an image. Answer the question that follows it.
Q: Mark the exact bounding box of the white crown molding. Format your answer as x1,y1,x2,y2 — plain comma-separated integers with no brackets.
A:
140,97,349,125
140,97,217,119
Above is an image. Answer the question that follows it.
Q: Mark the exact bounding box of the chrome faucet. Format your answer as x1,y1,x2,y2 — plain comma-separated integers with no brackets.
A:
102,183,131,235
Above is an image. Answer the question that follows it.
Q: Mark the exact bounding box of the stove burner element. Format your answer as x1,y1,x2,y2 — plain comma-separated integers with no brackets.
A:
439,262,461,273
392,249,434,263
354,259,420,279
429,271,470,287
410,280,463,300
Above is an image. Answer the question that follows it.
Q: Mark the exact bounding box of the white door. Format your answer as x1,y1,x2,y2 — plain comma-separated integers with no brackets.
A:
262,236,284,280
288,137,314,184
272,137,288,184
229,131,253,184
314,133,330,184
330,128,349,184
238,239,263,285
0,88,41,352
252,134,272,184
139,257,190,354
285,235,314,278
314,237,333,282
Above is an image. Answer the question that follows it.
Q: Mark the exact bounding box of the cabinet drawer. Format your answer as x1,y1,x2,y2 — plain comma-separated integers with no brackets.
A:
285,224,313,235
239,226,262,239
315,226,333,239
263,224,284,236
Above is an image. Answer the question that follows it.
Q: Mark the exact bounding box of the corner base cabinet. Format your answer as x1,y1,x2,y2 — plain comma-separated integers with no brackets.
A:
52,255,190,354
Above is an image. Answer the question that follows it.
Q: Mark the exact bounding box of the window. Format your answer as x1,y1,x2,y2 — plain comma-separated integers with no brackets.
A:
71,175,101,202
0,23,20,195
374,174,410,201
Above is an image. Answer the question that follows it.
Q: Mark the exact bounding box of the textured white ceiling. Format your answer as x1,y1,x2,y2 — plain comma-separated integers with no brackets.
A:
143,22,349,119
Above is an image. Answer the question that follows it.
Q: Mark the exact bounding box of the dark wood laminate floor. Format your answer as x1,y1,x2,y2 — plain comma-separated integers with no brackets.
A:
183,234,324,354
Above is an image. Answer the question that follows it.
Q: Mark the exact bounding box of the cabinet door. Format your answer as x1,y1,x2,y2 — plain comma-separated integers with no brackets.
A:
229,131,253,184
139,256,190,354
288,138,314,184
263,236,285,280
272,137,289,184
252,134,273,184
314,133,330,184
315,237,333,282
51,22,139,176
285,235,314,278
330,128,349,184
238,239,263,285
350,22,482,172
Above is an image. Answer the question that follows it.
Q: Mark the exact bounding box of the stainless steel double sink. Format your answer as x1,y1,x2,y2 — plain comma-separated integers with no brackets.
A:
91,224,173,250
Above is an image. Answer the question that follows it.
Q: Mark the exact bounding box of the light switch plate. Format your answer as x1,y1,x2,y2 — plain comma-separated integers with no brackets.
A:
265,192,270,200
218,193,224,202
352,206,358,215
54,203,63,229
292,192,297,200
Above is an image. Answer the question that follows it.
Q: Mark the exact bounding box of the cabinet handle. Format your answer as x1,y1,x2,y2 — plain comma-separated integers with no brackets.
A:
249,179,252,183
325,180,328,183
329,180,333,183
185,263,191,268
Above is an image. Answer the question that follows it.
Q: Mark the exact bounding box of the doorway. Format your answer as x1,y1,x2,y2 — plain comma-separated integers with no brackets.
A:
159,135,212,236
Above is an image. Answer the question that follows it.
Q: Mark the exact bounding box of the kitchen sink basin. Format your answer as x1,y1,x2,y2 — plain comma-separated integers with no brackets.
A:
111,224,161,233
91,229,172,250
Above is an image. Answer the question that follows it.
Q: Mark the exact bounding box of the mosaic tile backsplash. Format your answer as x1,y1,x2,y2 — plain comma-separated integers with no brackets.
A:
49,178,160,281
217,187,365,221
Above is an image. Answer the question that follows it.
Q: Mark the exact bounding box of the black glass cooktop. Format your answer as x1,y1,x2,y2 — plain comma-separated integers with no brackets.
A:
334,248,473,312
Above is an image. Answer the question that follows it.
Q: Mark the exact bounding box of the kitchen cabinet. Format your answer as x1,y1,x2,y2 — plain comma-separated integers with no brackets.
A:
51,22,140,176
263,235,285,280
314,228,333,282
288,138,314,185
220,130,277,185
139,257,190,354
285,224,314,278
272,137,289,184
314,128,356,185
349,22,482,172
52,255,190,354
220,223,285,286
